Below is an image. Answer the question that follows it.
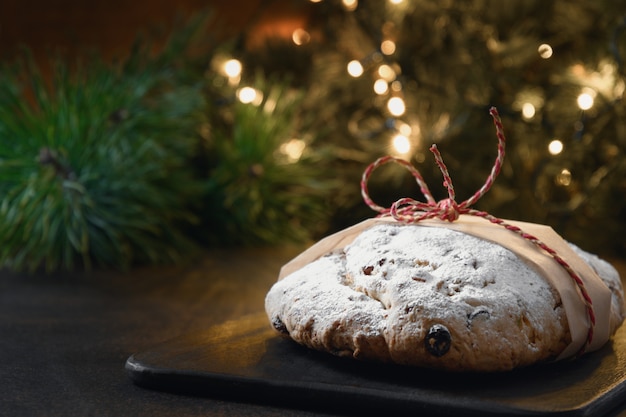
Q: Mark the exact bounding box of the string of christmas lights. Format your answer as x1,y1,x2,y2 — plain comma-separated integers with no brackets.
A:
230,0,626,256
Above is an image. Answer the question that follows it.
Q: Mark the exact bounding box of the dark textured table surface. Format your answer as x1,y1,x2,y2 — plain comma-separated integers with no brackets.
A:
0,246,340,417
2,246,626,417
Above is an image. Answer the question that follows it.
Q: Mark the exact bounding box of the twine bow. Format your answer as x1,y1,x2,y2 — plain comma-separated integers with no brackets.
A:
360,107,595,357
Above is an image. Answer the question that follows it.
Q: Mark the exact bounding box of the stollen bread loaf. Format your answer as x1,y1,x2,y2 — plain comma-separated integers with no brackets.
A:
265,221,625,372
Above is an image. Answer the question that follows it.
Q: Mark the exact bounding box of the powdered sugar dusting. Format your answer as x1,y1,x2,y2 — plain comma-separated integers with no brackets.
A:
265,223,579,371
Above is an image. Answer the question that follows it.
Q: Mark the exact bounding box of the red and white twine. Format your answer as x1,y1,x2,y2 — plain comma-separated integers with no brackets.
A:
360,107,595,357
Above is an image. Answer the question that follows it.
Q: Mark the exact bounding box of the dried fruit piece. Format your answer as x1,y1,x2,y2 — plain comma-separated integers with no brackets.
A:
425,324,451,357
272,316,289,335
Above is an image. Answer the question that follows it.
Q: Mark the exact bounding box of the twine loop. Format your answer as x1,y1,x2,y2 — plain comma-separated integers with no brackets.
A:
360,107,595,357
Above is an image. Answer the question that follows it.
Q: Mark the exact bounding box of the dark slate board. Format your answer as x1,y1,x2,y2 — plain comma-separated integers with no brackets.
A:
126,313,626,416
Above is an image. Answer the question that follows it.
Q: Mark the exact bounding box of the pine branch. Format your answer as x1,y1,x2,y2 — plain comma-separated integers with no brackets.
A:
201,73,339,246
0,25,208,272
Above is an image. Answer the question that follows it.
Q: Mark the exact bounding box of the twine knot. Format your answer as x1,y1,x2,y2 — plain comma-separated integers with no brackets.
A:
437,198,461,222
361,108,505,224
360,107,596,357
388,197,463,224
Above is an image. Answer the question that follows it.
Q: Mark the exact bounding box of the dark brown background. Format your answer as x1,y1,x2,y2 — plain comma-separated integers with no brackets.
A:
0,0,311,67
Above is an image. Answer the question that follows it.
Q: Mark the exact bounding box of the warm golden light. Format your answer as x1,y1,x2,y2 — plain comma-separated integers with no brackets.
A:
548,139,564,155
577,92,594,110
397,122,412,136
387,97,406,116
522,102,536,119
556,169,572,186
389,0,403,4
378,64,396,82
342,0,358,11
223,59,242,78
292,28,311,45
381,40,396,55
280,139,307,162
347,60,364,77
392,134,411,154
373,79,389,95
237,87,262,105
538,43,553,59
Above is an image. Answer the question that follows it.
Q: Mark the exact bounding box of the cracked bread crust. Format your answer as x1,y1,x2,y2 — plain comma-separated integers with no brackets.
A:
265,223,624,372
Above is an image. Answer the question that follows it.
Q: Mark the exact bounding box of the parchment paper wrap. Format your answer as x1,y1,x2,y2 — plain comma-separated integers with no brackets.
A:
278,215,613,360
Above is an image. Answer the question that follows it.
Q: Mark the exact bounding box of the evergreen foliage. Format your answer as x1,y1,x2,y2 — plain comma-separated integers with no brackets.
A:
201,74,338,245
237,0,626,256
2,1,626,272
0,42,205,271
